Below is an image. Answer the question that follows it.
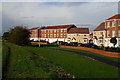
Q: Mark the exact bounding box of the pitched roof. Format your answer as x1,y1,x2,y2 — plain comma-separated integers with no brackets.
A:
29,27,40,30
107,14,120,20
68,28,89,34
42,24,75,29
94,22,105,31
89,33,93,37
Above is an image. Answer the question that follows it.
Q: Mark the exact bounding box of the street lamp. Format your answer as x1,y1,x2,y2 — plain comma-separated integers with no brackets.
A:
38,28,40,47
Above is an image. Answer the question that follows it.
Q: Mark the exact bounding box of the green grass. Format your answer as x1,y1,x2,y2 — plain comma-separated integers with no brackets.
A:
2,42,74,78
50,47,120,62
32,43,120,62
2,42,120,78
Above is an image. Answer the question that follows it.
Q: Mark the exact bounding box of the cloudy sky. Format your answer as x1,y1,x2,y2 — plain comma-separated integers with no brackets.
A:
1,1,119,34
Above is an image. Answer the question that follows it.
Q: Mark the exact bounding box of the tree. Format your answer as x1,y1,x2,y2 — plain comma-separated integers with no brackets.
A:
110,37,117,47
8,26,31,46
2,32,10,40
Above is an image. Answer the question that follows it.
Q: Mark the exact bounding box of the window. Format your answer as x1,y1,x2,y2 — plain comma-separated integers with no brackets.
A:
42,34,44,37
107,22,110,27
112,21,115,27
84,35,86,37
54,34,56,37
107,31,110,37
119,20,120,26
78,34,81,36
94,32,96,35
54,30,57,33
119,30,120,37
61,29,63,32
68,39,70,41
64,34,66,37
64,29,66,32
49,30,52,33
99,39,103,43
44,34,46,37
61,34,63,37
83,39,87,42
112,31,115,37
48,34,49,37
57,29,59,32
44,30,46,33
100,32,103,36
50,34,52,37
57,34,59,37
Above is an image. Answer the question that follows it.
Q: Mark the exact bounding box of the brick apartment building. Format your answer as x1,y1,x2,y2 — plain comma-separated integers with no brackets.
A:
104,14,120,47
40,24,77,43
67,28,89,44
29,26,44,41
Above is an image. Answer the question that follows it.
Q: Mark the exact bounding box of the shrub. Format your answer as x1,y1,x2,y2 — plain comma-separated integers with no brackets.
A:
8,26,31,46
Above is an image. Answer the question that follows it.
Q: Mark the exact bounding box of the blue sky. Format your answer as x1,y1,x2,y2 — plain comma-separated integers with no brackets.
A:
1,2,119,34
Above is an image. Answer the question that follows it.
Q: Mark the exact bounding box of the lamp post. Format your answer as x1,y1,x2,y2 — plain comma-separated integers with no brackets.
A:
38,28,40,47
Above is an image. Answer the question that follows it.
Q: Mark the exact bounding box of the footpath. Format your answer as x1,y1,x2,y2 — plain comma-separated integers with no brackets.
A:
60,45,120,58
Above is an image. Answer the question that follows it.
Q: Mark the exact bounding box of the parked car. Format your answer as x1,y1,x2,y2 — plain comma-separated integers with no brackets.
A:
86,43,98,48
69,42,78,47
60,42,68,45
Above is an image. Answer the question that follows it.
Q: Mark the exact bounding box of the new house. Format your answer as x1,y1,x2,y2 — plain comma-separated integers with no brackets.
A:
40,24,77,43
93,22,106,46
67,28,89,44
104,14,120,47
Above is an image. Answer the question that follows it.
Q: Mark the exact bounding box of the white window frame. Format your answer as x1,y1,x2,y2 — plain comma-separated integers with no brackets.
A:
50,34,52,37
61,29,63,32
54,30,57,33
112,21,115,27
44,34,46,37
99,39,103,43
64,29,66,32
112,30,115,37
107,22,110,27
83,39,87,42
84,35,86,37
54,34,56,37
94,32,96,35
107,31,110,37
119,20,120,26
119,30,120,37
61,34,63,37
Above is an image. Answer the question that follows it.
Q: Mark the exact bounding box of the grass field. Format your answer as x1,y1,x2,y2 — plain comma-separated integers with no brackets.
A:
51,47,120,62
33,43,120,62
2,42,120,78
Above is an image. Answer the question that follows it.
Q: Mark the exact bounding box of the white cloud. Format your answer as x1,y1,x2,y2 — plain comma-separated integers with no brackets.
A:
2,2,118,33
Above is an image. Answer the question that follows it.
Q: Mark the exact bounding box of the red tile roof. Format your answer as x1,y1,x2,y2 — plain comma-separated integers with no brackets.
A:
29,27,40,30
107,14,120,20
68,28,89,34
42,24,75,29
94,22,105,31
